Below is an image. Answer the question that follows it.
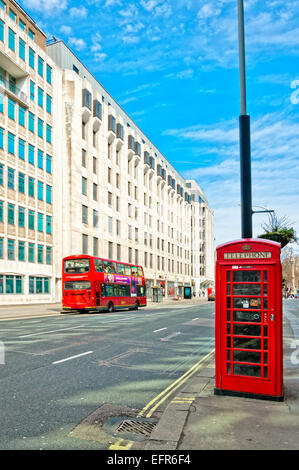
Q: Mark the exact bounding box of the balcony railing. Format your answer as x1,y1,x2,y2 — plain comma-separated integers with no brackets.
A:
0,76,28,105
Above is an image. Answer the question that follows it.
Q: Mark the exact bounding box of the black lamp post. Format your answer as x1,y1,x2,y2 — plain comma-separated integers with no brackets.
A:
238,0,253,239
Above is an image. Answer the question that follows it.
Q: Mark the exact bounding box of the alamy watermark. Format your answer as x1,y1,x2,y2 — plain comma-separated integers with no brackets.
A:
290,80,299,104
290,339,299,365
0,341,4,365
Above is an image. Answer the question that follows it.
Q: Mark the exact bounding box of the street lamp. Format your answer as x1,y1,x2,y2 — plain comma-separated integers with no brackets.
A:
238,0,253,239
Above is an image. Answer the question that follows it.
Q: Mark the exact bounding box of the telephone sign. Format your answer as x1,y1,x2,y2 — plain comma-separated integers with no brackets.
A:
214,238,283,401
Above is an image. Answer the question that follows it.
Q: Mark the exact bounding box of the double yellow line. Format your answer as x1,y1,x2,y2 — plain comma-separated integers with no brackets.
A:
137,348,215,418
108,348,215,450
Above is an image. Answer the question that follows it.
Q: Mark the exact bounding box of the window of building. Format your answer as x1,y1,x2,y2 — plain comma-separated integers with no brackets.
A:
29,277,50,295
0,127,3,149
46,94,52,114
7,167,15,189
18,206,25,227
82,205,88,224
8,28,15,51
28,144,35,165
82,177,87,195
7,239,15,260
28,177,34,197
38,245,43,263
28,29,35,41
0,275,23,294
0,92,3,113
7,203,14,224
108,216,113,233
46,124,52,143
18,172,25,193
46,246,52,265
108,191,112,207
29,112,35,133
19,19,26,31
0,237,3,259
19,38,25,60
0,200,3,222
38,149,43,169
7,132,15,155
38,212,43,232
93,156,97,174
46,216,52,234
28,243,35,262
93,183,97,201
19,106,26,127
17,139,25,162
38,56,44,77
108,242,113,259
117,244,121,261
82,234,88,254
93,237,98,257
38,87,43,108
37,181,43,200
8,98,15,120
46,185,52,204
28,210,35,230
38,118,43,138
18,241,25,261
0,19,3,42
46,65,52,85
82,89,91,110
46,154,52,174
93,209,98,227
29,47,35,69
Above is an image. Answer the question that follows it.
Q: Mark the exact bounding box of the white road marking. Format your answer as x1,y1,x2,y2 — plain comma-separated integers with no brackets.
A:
192,317,199,321
52,351,93,365
18,325,85,338
161,332,181,341
153,327,167,333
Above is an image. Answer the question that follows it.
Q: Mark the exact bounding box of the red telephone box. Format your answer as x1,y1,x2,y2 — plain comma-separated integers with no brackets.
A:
215,238,283,401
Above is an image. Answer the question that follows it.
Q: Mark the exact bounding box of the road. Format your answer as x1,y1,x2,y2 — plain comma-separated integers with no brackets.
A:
0,302,215,449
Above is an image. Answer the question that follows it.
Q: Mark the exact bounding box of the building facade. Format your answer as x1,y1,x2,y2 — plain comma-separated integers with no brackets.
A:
0,1,214,305
0,0,59,303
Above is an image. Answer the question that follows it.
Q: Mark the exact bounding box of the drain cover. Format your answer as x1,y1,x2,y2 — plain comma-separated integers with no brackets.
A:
116,419,157,437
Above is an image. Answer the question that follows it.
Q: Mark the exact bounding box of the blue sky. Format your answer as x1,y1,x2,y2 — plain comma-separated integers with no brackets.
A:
22,0,299,253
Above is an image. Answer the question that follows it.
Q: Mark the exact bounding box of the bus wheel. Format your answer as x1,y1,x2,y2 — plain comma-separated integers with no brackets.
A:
108,302,114,313
134,301,139,310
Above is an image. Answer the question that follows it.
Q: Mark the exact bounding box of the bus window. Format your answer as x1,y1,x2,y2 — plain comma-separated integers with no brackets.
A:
101,284,115,297
113,262,118,274
124,265,131,276
64,281,91,290
118,284,131,296
131,266,138,277
64,258,90,273
137,267,143,277
94,259,104,272
118,263,125,275
104,261,113,273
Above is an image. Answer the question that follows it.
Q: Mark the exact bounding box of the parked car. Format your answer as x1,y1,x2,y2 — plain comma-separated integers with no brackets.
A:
208,293,215,301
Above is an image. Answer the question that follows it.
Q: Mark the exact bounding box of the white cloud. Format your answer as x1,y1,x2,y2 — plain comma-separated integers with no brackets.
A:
25,0,67,12
68,37,86,50
197,4,222,20
170,110,299,246
60,25,71,35
69,7,88,18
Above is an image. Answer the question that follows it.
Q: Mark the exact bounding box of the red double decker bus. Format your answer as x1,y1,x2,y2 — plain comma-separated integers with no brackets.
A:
62,255,147,313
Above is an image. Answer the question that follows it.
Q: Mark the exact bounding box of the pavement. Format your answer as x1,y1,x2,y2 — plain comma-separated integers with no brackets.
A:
133,299,299,451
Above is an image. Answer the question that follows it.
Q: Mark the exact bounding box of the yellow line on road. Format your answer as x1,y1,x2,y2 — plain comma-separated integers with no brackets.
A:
138,349,215,418
109,439,134,450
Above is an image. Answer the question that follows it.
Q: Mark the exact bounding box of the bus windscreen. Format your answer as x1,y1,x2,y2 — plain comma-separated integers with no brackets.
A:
64,259,90,273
